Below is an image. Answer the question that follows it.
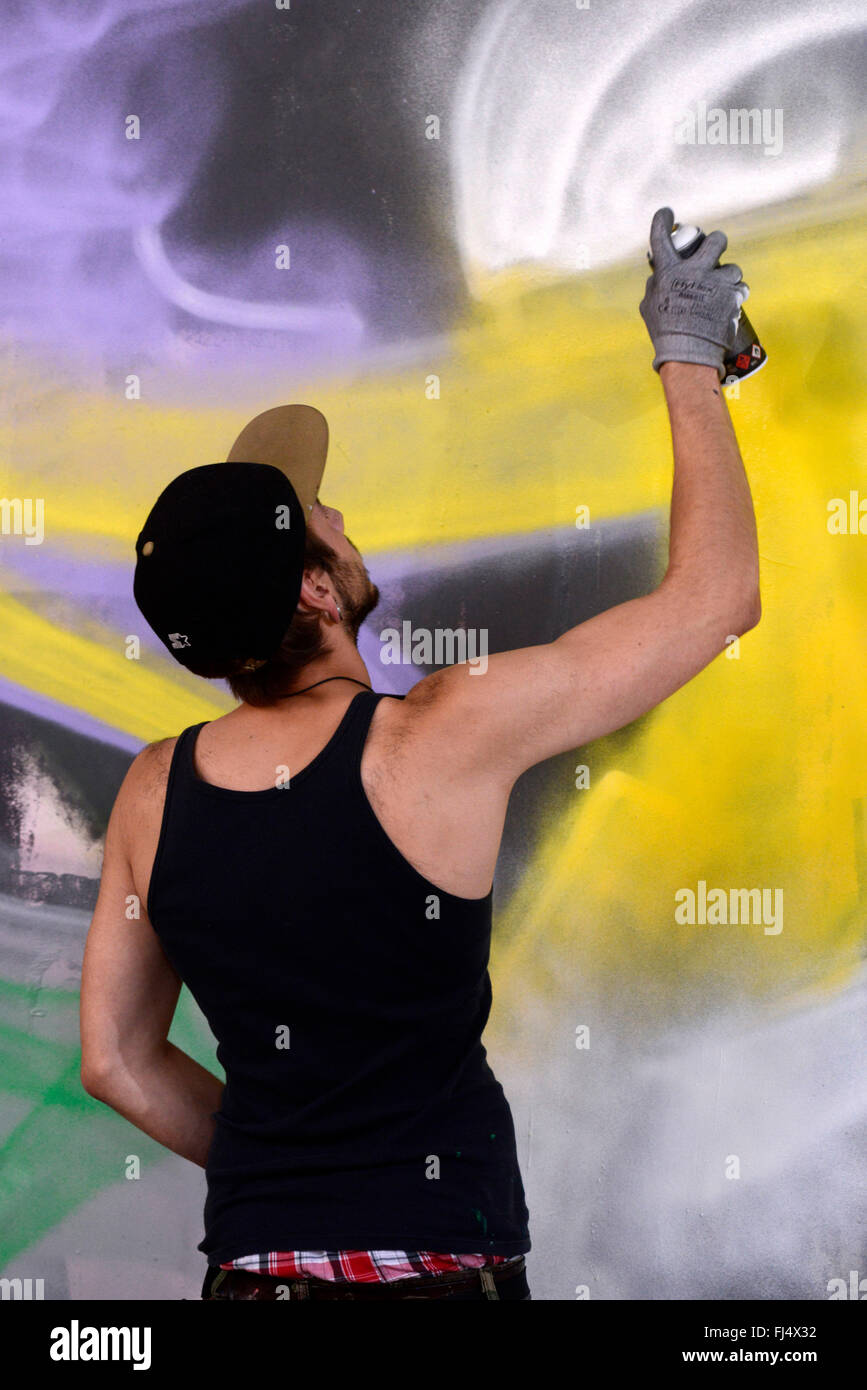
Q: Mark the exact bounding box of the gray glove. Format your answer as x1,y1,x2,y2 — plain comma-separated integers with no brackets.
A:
639,207,748,379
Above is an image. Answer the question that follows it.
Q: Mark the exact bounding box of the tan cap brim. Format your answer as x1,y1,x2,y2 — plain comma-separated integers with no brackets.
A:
226,404,328,516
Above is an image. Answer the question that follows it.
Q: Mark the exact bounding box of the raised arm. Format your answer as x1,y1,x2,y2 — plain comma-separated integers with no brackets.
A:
413,211,760,786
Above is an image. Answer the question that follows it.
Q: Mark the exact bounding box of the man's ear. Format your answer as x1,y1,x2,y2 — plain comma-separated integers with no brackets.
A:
298,567,339,623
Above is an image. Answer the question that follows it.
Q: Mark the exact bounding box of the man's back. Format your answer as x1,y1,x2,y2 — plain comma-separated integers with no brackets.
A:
134,687,530,1263
130,679,514,907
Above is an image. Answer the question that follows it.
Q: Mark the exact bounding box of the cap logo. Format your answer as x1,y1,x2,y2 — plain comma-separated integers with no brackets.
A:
168,632,191,650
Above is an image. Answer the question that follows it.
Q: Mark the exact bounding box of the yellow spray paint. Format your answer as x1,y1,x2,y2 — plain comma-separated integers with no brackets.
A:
0,212,865,1010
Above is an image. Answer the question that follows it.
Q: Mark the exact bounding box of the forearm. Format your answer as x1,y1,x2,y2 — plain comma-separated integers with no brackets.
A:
658,362,760,619
87,1042,224,1168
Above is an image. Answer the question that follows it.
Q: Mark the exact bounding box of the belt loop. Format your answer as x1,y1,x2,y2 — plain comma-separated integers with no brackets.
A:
208,1268,229,1297
479,1268,500,1300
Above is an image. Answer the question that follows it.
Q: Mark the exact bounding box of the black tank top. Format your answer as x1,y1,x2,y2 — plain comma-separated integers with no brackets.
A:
147,690,530,1262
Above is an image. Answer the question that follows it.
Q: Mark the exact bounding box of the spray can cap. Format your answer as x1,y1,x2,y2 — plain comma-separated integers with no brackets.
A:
671,223,702,253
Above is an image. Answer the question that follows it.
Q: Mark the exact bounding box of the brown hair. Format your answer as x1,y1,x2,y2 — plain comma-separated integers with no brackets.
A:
221,531,340,708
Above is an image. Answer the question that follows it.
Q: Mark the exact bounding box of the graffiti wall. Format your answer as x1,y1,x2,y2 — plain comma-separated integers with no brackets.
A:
1,0,865,1300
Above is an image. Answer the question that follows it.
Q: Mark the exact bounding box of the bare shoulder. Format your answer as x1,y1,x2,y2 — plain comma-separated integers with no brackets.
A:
112,736,178,830
370,668,461,740
128,736,177,791
366,667,496,782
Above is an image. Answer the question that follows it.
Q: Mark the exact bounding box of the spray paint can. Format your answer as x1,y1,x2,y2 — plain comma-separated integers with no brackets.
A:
648,222,767,384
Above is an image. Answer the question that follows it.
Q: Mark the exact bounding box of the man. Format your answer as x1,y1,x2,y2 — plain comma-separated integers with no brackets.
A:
80,209,761,1301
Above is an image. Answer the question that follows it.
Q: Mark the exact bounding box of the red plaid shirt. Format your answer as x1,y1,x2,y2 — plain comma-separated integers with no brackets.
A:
222,1250,520,1283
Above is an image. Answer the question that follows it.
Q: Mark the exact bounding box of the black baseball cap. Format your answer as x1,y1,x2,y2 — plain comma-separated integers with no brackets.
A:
133,404,329,678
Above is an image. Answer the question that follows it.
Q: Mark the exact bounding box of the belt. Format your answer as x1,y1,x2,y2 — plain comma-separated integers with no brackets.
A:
204,1257,527,1300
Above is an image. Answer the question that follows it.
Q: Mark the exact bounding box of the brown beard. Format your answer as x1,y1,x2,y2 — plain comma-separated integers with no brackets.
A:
330,554,380,642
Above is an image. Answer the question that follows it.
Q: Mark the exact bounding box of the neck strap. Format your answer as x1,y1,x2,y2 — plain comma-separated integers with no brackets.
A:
276,675,372,699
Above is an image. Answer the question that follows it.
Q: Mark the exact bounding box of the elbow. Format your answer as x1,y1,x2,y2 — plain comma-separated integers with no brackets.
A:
80,1056,116,1100
661,568,761,638
731,588,761,636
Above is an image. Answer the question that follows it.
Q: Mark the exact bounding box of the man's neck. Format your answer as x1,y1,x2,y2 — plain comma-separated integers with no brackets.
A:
283,637,371,696
237,629,372,710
